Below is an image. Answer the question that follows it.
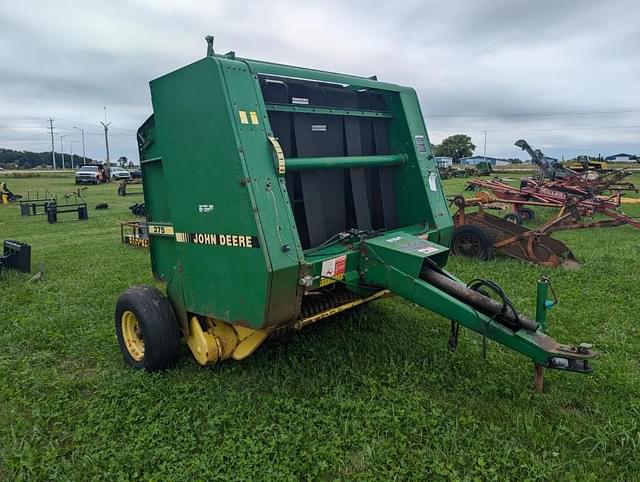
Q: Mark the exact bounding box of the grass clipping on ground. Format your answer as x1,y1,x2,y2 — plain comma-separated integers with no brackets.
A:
1,175,639,480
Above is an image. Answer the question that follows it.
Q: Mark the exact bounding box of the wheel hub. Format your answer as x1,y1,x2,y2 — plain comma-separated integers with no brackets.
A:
121,310,145,361
456,234,480,256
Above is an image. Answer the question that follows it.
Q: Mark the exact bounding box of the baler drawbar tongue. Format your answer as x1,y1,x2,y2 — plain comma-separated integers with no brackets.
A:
359,231,596,389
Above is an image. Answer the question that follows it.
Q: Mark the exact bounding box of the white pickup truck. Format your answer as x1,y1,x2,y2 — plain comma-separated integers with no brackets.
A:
75,165,101,185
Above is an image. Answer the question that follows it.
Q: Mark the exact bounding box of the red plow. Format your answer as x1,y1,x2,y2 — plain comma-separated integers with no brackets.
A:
450,177,640,268
450,139,639,268
467,177,640,230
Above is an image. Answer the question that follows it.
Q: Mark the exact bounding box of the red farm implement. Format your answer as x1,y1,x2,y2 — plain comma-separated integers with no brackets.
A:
515,139,637,194
467,178,640,229
450,177,640,268
450,193,578,268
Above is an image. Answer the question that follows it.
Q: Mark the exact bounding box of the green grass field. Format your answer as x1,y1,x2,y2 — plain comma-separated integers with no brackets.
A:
1,175,639,481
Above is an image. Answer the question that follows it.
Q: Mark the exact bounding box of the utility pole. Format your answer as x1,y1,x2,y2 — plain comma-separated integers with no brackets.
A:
47,118,56,170
483,130,487,164
73,126,86,165
59,134,67,169
69,141,76,169
100,106,111,164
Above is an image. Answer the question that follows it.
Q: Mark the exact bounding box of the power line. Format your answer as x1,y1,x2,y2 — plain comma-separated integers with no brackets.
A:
427,108,640,118
429,124,640,133
4,109,640,128
0,126,49,130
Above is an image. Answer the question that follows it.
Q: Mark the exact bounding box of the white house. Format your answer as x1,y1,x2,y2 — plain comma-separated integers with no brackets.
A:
459,156,510,167
604,153,638,163
434,156,453,167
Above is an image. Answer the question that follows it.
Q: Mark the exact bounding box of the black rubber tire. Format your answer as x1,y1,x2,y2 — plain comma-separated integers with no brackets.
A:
504,212,523,225
115,285,180,371
520,208,535,221
451,225,494,260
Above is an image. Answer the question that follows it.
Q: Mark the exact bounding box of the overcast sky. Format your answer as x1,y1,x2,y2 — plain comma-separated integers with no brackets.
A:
1,0,638,164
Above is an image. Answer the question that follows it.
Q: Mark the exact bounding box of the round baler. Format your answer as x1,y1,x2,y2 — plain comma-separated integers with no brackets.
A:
115,37,596,390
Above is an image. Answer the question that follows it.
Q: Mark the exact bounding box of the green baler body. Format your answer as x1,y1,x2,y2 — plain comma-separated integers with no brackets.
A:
139,54,452,330
136,49,594,375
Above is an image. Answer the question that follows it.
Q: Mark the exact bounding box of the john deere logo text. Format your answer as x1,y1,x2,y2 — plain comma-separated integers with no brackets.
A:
175,232,260,248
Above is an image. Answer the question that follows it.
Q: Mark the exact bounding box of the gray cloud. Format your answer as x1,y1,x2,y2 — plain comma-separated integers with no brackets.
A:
0,0,638,162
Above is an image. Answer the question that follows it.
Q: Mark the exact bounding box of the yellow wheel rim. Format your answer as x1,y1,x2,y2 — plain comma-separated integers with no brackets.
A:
121,310,145,361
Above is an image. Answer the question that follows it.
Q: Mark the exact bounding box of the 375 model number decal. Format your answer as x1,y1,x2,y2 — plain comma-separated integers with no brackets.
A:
148,224,175,236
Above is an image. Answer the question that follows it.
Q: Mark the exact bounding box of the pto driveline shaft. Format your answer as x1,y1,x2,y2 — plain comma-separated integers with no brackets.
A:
421,268,539,332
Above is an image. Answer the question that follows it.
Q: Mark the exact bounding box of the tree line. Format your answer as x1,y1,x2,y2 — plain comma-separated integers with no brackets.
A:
0,148,98,169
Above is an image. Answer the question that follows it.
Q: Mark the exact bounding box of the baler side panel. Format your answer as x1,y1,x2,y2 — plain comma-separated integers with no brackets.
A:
410,89,454,249
143,160,177,281
386,90,454,256
218,58,303,326
148,58,271,329
138,117,176,282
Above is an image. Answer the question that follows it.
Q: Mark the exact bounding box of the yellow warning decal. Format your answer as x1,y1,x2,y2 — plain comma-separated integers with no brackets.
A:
320,273,344,287
124,235,149,248
250,111,259,125
148,224,175,236
267,135,286,175
239,110,249,124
